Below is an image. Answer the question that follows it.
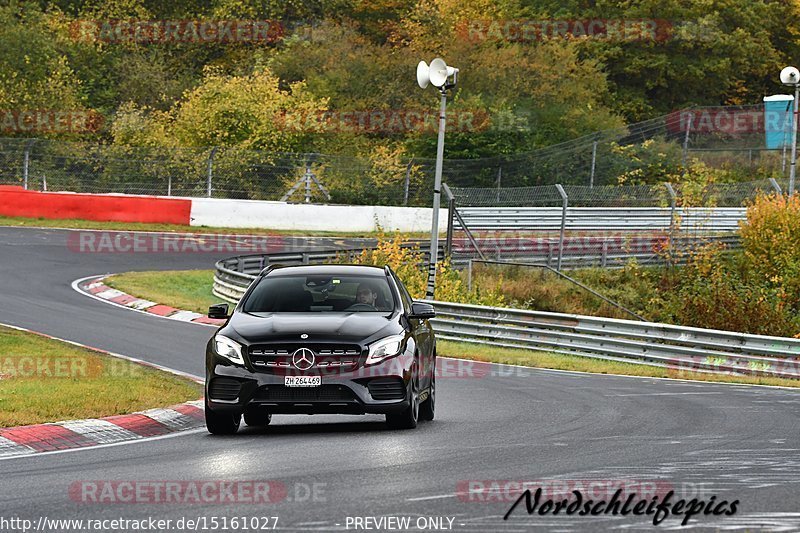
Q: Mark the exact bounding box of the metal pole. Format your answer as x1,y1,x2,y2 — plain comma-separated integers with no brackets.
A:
496,166,501,202
769,178,782,195
665,183,677,267
443,183,455,258
403,159,412,206
682,114,693,169
589,140,597,188
426,90,448,299
167,175,172,197
789,85,799,195
305,164,311,203
783,143,787,175
467,259,473,291
206,146,218,198
22,139,35,190
555,184,568,272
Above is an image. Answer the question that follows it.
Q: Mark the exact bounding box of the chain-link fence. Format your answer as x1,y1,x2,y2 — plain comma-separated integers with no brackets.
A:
444,179,783,270
0,104,793,205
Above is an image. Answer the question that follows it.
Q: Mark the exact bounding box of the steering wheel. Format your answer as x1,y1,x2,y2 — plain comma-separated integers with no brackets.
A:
345,303,377,311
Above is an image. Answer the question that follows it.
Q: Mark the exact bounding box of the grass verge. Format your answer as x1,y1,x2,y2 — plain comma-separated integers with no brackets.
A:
436,340,800,388
104,270,800,389
106,270,218,315
0,326,202,427
0,215,430,238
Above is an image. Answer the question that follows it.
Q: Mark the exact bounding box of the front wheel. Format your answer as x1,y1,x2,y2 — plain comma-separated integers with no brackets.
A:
386,365,419,430
419,365,435,422
205,400,241,435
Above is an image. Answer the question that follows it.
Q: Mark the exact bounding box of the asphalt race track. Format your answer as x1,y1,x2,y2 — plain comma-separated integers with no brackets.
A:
1,226,799,532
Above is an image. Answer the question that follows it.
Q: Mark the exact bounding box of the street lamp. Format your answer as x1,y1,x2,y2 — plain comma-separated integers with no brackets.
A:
417,58,459,299
780,66,800,195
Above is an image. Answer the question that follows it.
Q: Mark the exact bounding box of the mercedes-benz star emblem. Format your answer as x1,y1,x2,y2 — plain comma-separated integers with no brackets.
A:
300,333,308,339
292,348,315,370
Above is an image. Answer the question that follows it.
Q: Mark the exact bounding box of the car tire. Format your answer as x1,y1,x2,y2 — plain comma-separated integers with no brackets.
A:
244,408,272,427
419,361,435,422
386,363,419,430
205,401,241,435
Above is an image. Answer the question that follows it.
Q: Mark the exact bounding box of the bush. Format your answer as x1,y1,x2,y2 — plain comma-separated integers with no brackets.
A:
740,193,800,310
339,231,505,306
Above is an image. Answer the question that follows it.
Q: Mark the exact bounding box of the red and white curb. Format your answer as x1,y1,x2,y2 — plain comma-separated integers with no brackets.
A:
0,322,206,459
74,275,225,327
0,400,205,458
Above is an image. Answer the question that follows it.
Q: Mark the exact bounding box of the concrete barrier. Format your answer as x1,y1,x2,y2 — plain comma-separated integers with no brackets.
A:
189,197,449,232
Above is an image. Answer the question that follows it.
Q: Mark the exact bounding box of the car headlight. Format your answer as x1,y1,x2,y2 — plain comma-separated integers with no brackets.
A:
214,335,244,365
366,334,405,365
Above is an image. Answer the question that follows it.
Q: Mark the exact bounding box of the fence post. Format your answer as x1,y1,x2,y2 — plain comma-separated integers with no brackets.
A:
206,146,218,198
167,175,172,197
304,163,312,203
682,114,693,170
404,159,412,206
589,139,597,188
467,259,473,291
22,139,36,190
665,183,677,267
442,183,455,258
496,166,502,202
769,177,782,195
555,184,568,271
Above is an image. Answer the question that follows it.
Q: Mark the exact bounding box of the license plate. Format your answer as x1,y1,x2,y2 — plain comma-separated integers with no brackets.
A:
284,376,321,387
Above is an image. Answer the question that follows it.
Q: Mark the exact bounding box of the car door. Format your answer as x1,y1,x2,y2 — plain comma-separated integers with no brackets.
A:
392,271,433,389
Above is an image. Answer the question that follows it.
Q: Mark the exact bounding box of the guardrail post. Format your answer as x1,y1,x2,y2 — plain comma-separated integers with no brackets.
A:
206,146,218,198
665,183,677,266
22,139,36,190
555,184,568,271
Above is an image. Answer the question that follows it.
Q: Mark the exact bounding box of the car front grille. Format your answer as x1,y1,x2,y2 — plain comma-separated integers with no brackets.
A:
367,377,406,401
248,344,362,372
208,377,241,401
253,385,357,403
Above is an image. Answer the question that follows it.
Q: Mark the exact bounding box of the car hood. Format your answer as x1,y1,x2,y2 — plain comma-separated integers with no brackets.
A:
226,311,400,345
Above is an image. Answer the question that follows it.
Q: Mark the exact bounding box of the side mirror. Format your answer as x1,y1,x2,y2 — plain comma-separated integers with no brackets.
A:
409,302,436,320
208,303,230,319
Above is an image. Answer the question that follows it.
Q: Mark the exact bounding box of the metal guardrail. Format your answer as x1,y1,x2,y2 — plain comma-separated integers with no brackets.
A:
453,207,747,232
212,256,800,380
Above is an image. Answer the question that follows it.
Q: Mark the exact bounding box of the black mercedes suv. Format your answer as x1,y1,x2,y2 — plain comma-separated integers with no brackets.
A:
204,264,436,434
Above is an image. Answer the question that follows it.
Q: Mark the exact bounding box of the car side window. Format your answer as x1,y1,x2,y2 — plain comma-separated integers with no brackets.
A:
393,273,413,313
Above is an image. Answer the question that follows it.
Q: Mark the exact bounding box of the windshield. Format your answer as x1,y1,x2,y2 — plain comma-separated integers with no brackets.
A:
242,274,395,313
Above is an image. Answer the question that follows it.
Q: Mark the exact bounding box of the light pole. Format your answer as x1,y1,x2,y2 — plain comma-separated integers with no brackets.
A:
780,66,800,195
417,58,459,299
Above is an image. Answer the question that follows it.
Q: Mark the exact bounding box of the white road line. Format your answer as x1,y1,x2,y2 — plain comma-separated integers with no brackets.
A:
0,428,206,462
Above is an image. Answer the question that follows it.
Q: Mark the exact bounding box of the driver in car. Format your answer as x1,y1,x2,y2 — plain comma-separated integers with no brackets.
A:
355,282,378,307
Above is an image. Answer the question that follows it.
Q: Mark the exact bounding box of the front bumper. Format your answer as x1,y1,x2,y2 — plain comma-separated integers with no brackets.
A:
206,353,413,415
